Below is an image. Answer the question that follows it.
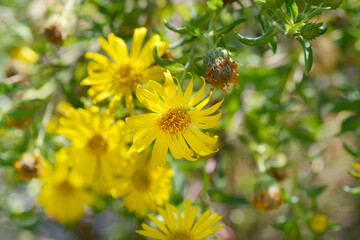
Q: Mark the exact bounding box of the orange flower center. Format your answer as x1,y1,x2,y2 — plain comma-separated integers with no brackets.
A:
158,107,191,135
132,171,151,191
115,61,142,87
87,134,108,155
170,232,193,240
58,180,75,194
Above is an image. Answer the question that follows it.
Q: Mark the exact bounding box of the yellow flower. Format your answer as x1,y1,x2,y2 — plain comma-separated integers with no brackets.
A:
10,46,39,64
38,158,94,223
351,162,360,178
126,70,223,167
136,199,224,240
57,105,130,192
310,213,328,234
109,152,174,215
81,27,169,114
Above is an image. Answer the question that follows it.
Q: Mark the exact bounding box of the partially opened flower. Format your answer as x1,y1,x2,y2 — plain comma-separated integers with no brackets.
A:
126,70,223,167
109,152,174,215
81,27,169,114
136,199,224,240
57,105,130,192
203,48,239,94
38,157,94,223
14,153,42,180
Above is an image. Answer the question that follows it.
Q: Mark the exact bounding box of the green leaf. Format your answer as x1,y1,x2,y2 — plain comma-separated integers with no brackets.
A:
295,36,313,74
285,0,298,22
214,18,247,36
153,47,185,73
235,26,278,46
343,185,360,195
343,143,360,158
0,154,17,166
257,13,277,53
304,186,326,198
163,19,188,34
269,36,277,53
207,0,223,11
209,190,249,206
341,114,360,133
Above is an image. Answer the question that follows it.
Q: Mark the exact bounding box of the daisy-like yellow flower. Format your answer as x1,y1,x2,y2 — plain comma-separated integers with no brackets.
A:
57,105,130,192
81,27,169,114
126,70,223,167
136,199,224,240
109,152,174,215
38,155,94,223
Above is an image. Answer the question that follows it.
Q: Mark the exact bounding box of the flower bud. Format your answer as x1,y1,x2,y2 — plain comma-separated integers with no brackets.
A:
266,0,285,10
303,0,324,6
310,213,329,234
203,48,239,93
10,46,39,64
14,153,42,180
324,0,343,9
43,16,68,46
300,22,326,40
252,174,283,212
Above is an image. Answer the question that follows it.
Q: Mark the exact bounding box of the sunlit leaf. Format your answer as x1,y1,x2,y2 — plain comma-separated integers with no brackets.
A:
235,26,278,46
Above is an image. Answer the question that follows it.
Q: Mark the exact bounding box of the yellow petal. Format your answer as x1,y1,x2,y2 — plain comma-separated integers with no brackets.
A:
188,99,223,116
151,135,169,167
124,90,135,115
85,52,111,66
138,34,163,67
108,33,129,59
186,78,205,109
183,129,217,156
130,27,147,59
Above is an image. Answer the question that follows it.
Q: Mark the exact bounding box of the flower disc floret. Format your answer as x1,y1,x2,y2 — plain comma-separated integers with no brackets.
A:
158,107,191,135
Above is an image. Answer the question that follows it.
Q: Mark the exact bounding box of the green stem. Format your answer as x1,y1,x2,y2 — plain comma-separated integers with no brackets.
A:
179,39,199,84
255,156,266,173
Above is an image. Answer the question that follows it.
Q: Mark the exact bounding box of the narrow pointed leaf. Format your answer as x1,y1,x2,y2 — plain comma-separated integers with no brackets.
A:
153,46,185,73
235,26,278,46
343,143,360,158
295,36,313,74
163,19,188,34
285,0,298,22
214,18,247,35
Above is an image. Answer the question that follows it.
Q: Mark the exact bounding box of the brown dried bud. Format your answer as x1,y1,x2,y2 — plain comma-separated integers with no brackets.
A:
204,48,239,93
14,154,42,180
43,22,67,46
252,174,283,212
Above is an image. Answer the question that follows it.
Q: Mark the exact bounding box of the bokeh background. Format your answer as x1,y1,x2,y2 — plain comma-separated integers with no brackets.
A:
0,0,360,239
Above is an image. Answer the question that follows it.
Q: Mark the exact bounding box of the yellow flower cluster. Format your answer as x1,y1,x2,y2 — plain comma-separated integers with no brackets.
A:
28,27,224,238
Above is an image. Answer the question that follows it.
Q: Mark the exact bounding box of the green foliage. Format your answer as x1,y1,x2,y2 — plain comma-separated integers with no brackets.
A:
0,0,360,239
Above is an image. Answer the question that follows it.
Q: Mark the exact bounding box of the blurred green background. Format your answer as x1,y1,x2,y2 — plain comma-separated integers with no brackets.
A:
0,0,360,239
